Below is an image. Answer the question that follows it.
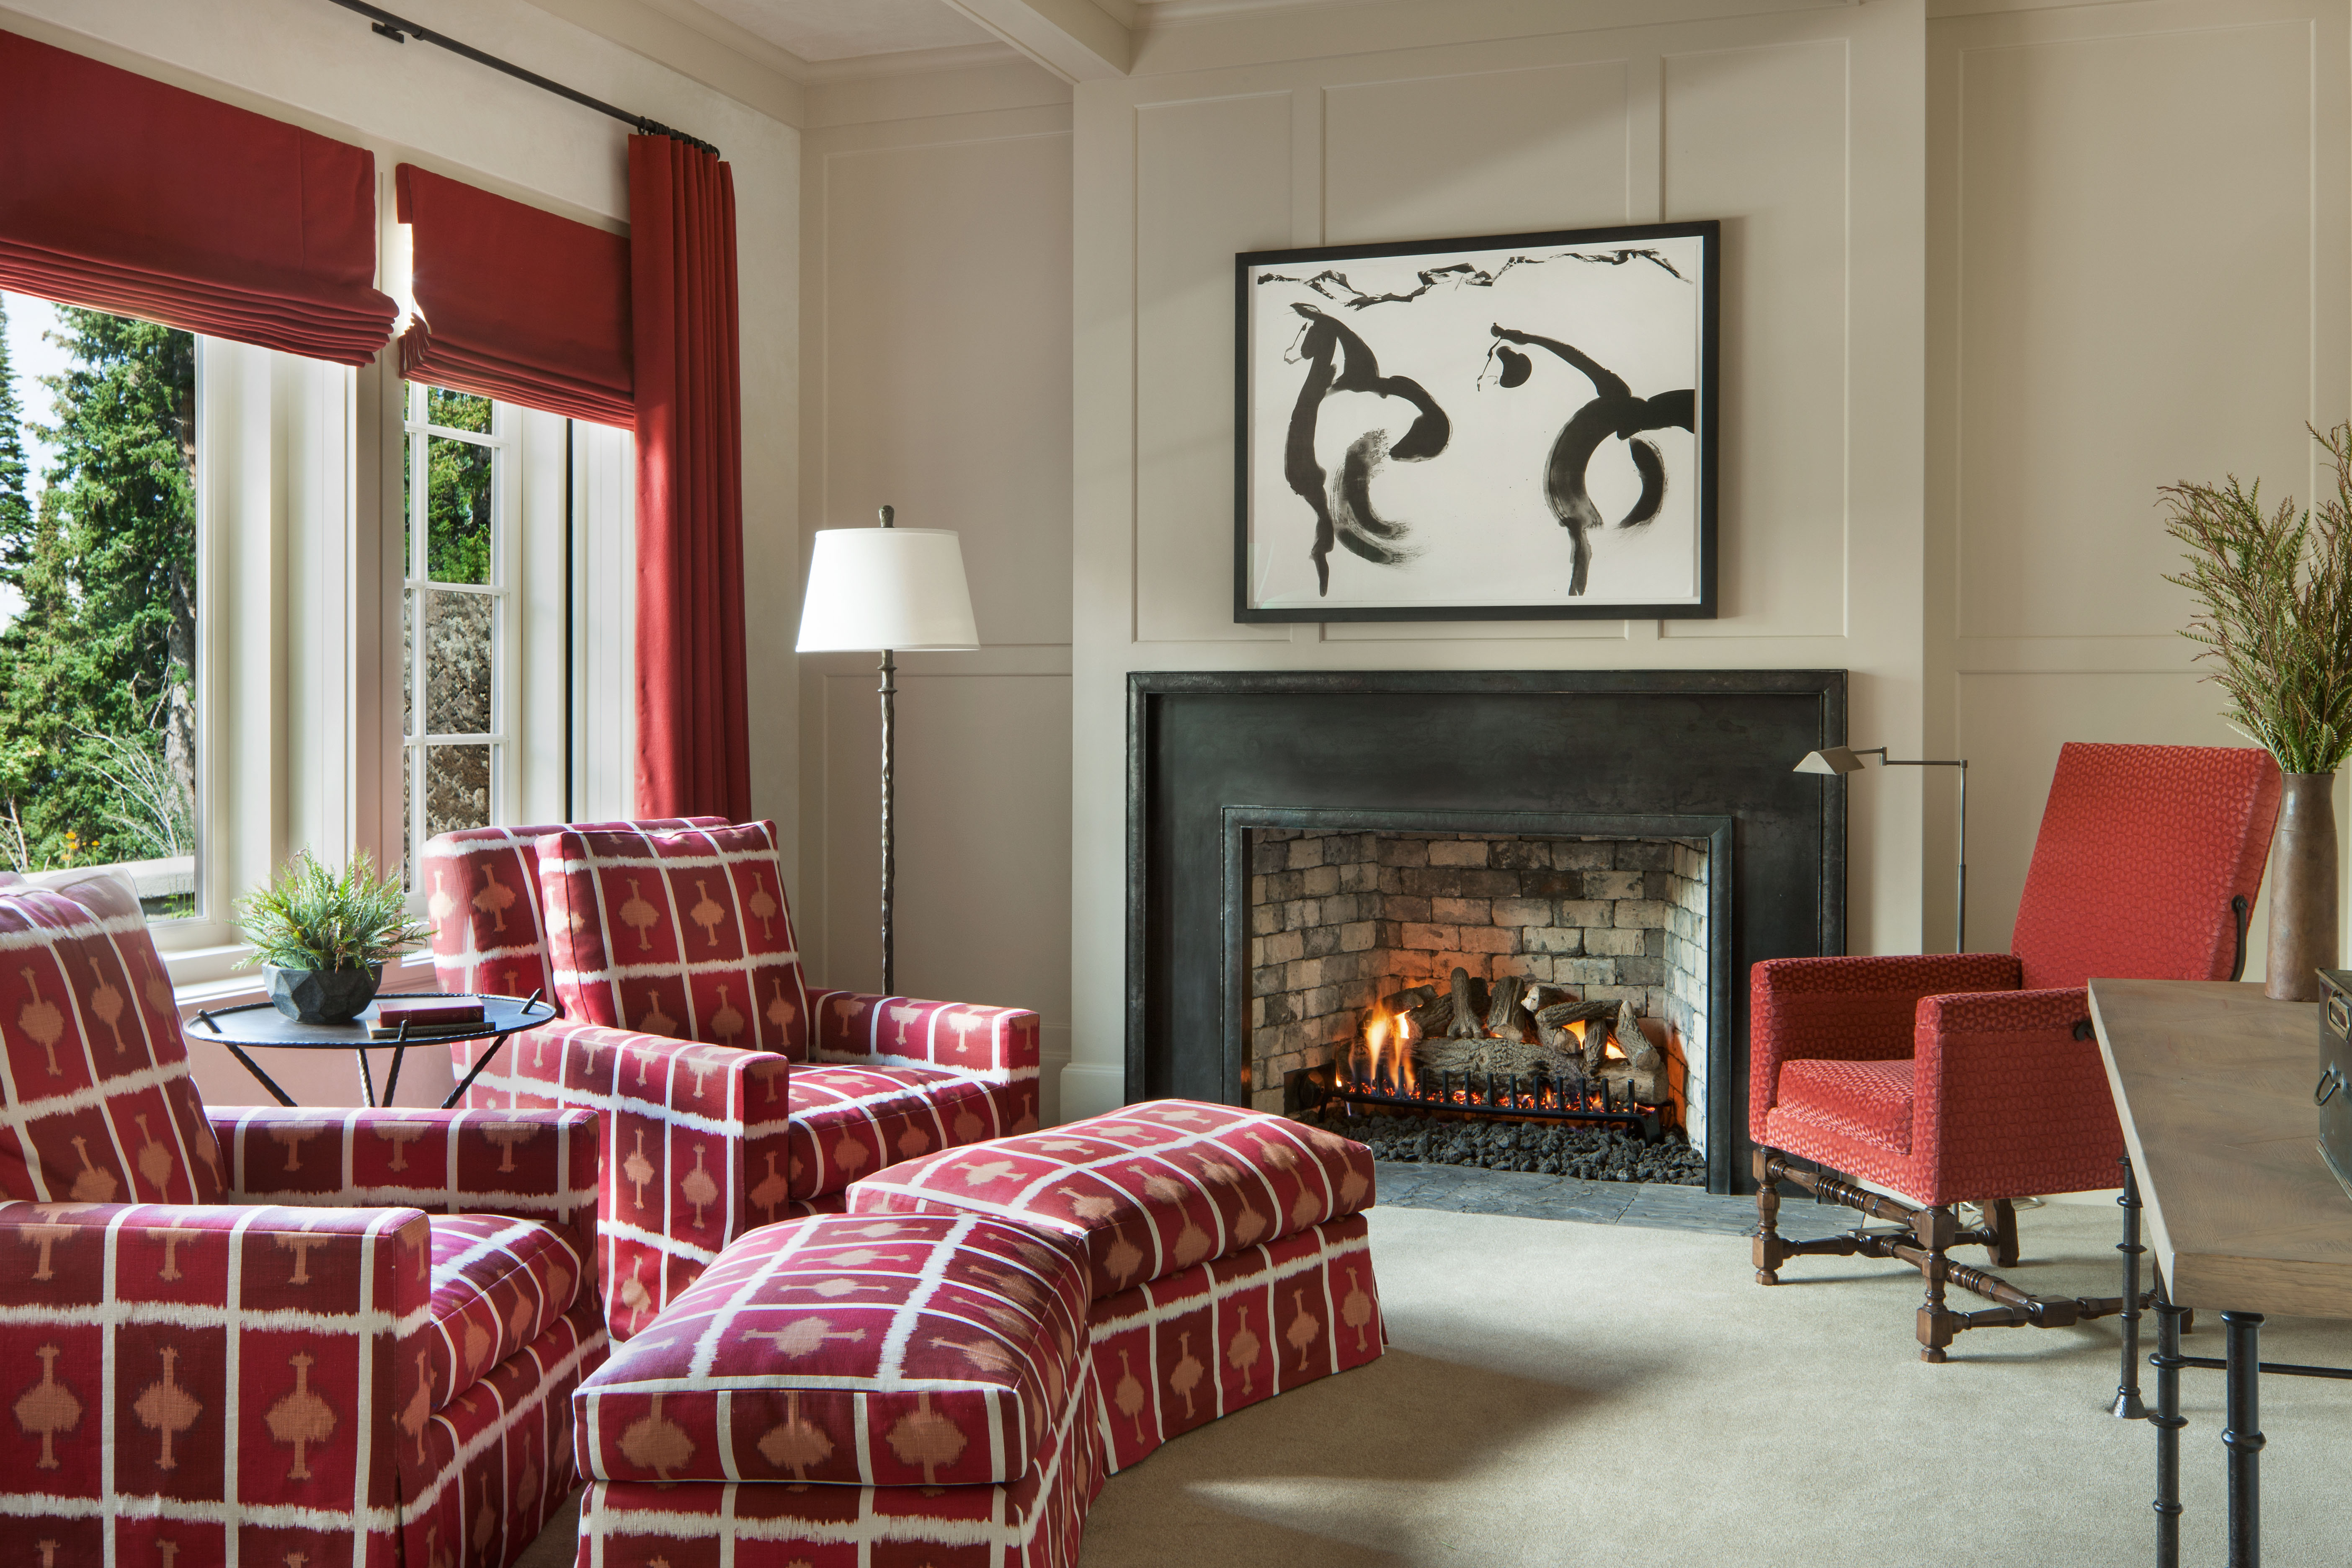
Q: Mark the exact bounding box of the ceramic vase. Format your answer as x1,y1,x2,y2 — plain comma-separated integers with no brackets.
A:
2266,773,2339,1002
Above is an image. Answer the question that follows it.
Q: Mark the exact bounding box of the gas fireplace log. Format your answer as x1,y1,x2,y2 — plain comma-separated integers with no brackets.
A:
1533,999,1615,1030
1615,999,1666,1073
1383,984,1438,1016
1524,984,1577,1016
1483,977,1534,1041
1405,995,1455,1037
1447,967,1486,1039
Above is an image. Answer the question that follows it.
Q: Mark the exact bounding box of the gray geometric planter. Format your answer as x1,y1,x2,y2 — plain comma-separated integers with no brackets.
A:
264,963,383,1024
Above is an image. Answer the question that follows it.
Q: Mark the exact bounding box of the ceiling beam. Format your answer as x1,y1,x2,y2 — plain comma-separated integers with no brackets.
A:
939,0,1130,81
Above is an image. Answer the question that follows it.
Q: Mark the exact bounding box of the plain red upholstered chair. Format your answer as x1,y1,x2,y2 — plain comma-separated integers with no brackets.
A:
1750,742,2280,1361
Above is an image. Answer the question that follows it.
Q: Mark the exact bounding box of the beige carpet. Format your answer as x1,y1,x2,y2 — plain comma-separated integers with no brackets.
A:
523,1202,2352,1566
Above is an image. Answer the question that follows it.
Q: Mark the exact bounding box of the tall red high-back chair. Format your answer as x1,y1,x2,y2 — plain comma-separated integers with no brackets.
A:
1749,742,2281,1361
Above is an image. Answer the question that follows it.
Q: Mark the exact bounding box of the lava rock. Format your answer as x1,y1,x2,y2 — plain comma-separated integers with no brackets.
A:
1304,1111,1707,1185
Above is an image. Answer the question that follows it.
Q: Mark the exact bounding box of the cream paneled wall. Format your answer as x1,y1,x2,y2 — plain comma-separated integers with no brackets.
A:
1926,0,2351,967
798,85,1077,1116
1068,2,1930,1120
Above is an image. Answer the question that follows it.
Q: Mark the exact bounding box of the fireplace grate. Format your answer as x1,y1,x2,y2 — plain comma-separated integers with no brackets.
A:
1284,1059,1661,1142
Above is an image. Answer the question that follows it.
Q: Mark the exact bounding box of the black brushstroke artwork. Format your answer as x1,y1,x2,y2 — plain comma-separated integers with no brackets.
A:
1282,303,1450,594
1480,325,1695,596
1256,247,1686,310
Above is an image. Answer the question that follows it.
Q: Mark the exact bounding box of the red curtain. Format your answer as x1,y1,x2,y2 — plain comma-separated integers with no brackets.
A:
395,165,633,426
630,134,750,822
0,29,394,365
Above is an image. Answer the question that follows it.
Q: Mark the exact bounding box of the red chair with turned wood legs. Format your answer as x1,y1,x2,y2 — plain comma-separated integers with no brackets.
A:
1749,742,2280,1361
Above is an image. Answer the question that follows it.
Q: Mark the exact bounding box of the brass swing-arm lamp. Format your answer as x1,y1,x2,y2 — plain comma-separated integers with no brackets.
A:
1796,745,1970,953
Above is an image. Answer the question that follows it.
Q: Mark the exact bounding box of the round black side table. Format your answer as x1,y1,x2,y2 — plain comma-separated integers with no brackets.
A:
187,991,556,1108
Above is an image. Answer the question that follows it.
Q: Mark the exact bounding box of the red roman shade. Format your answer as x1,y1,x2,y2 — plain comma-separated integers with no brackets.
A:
396,164,633,426
0,28,395,365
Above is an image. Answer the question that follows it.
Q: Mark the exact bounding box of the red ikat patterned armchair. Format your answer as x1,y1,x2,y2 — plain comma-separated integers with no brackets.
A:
1749,742,2281,1360
0,871,602,1568
420,819,1042,1342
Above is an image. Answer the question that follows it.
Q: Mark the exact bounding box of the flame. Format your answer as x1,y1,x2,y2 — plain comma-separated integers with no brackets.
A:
1364,1011,1388,1086
1395,1012,1417,1094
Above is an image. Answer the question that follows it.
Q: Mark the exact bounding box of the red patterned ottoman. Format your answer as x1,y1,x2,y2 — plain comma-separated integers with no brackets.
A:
572,1211,1104,1567
845,1099,1385,1471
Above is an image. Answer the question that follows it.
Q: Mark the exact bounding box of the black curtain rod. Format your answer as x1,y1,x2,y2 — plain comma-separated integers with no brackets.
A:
322,0,721,159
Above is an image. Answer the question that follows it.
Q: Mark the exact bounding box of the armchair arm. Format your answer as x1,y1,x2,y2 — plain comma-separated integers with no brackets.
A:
436,1018,794,1341
1910,986,2125,1203
807,989,1041,1080
209,1106,598,1266
1750,954,2022,1135
0,1198,431,1501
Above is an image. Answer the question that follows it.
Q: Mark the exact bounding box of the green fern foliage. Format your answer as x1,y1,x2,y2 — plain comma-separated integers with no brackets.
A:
235,850,431,973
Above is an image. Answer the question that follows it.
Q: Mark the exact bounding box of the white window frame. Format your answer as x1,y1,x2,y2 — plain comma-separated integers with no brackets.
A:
400,383,519,862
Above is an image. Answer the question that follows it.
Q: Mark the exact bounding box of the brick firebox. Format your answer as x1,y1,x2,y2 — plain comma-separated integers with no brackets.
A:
1246,829,1711,1142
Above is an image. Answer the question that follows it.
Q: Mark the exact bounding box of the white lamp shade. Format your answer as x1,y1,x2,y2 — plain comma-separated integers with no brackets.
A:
796,527,979,651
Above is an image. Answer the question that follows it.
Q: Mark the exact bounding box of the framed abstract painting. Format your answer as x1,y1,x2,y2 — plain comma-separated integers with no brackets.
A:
1234,220,1719,622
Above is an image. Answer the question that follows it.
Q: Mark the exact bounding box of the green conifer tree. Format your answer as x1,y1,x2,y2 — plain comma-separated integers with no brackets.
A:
0,304,196,869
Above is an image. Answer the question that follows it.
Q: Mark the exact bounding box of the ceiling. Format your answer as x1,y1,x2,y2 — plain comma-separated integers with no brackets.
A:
691,0,998,62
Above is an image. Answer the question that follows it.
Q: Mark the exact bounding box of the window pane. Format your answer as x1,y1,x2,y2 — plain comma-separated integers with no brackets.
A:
401,587,415,739
424,743,490,838
426,432,492,585
0,291,199,917
427,386,490,434
424,590,492,735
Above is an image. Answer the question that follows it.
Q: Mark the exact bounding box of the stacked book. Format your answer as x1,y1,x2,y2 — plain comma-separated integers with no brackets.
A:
370,1000,486,1041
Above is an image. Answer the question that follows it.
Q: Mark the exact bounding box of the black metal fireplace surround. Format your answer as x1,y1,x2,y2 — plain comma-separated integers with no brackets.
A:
1126,669,1847,1194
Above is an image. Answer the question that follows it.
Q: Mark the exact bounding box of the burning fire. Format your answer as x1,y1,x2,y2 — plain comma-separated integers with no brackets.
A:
1334,989,1657,1124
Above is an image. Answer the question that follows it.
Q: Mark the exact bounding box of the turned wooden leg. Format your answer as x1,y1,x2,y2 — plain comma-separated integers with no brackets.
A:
1753,1148,1788,1285
1988,1198,2020,1269
1915,1205,1960,1362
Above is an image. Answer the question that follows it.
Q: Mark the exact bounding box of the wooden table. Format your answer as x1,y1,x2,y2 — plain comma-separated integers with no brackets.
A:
2089,979,2352,1568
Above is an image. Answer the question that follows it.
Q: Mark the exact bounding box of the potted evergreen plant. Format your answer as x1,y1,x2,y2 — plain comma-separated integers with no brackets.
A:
236,850,433,1023
2163,424,2352,1001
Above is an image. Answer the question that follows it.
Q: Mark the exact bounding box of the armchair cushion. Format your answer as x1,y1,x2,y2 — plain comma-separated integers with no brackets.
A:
423,1211,582,1409
0,873,224,1206
787,1063,1027,1201
1765,1057,1914,1159
539,819,812,1058
420,816,725,1001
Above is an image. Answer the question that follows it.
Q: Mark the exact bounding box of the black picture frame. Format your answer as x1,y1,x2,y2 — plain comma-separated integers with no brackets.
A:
1234,220,1720,623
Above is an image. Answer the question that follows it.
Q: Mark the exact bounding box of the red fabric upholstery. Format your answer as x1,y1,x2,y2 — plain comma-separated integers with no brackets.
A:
577,1212,1104,1568
1087,1214,1381,1474
1752,742,2280,1206
631,132,750,823
420,817,725,1005
577,1213,1090,1489
422,1212,583,1412
395,163,632,426
537,819,811,1057
848,1101,1376,1302
0,913,603,1568
0,30,395,364
425,820,1042,1343
0,873,225,1204
2013,743,2281,990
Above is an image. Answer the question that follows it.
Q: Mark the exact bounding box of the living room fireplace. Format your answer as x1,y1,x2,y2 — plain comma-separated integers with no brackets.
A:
1126,671,1847,1193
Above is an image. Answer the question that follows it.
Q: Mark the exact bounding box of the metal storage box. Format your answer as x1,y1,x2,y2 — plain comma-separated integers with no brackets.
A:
2318,969,2352,1201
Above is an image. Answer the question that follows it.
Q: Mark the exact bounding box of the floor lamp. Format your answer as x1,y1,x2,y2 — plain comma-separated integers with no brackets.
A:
795,505,978,995
1797,744,1970,952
